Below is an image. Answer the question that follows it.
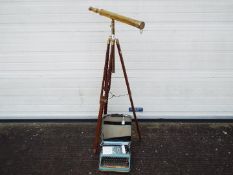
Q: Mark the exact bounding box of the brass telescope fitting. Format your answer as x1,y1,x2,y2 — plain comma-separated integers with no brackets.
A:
89,7,145,30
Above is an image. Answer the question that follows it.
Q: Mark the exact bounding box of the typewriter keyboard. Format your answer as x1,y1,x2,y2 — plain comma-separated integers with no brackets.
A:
101,157,129,168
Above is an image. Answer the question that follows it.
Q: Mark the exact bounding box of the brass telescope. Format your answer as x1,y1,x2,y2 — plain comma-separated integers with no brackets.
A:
90,7,143,154
89,7,145,30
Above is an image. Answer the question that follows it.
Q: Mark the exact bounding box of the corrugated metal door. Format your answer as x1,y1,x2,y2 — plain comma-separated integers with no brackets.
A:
0,0,233,119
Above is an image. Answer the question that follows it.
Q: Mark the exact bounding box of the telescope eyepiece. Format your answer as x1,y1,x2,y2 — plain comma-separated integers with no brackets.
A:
89,6,99,13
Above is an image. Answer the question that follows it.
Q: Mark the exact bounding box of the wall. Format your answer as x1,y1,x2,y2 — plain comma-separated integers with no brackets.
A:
0,0,233,119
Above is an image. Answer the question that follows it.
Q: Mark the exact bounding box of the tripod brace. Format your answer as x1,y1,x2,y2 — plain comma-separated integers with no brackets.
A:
93,19,142,153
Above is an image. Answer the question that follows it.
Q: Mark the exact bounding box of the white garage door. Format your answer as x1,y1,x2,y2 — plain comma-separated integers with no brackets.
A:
0,0,233,119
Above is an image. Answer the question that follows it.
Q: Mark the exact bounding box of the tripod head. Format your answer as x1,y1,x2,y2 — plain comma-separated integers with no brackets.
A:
89,7,145,30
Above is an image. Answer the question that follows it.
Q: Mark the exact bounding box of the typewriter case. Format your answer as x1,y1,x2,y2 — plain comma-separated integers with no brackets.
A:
99,114,132,172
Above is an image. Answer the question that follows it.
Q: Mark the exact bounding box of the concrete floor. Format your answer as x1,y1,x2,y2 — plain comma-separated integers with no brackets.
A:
0,122,233,175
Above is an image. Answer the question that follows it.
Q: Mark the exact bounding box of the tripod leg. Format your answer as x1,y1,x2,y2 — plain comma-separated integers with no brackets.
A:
94,42,114,153
104,39,115,114
100,38,111,101
116,39,142,140
94,39,115,153
93,38,111,153
111,40,115,73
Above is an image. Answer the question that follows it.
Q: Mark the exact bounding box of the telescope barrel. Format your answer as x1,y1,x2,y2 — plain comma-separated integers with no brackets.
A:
89,7,145,30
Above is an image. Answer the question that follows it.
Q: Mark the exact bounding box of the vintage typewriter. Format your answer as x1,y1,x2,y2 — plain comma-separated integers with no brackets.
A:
99,114,132,172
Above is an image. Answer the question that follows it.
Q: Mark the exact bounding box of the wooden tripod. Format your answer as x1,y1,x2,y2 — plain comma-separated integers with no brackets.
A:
93,20,141,153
